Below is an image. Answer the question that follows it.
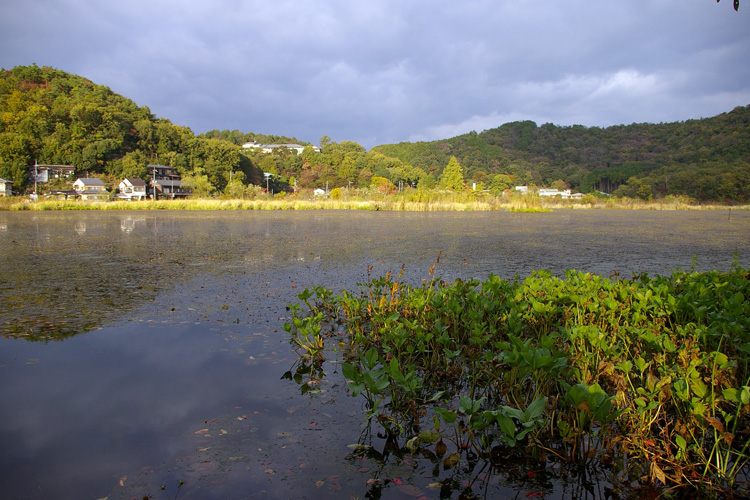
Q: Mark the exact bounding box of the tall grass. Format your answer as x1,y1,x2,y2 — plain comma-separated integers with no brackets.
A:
2,193,748,212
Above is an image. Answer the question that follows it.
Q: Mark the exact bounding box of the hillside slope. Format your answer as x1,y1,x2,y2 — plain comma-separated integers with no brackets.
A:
374,107,750,201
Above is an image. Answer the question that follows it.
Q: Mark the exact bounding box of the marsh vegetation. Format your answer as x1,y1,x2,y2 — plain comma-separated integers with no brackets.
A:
285,261,750,497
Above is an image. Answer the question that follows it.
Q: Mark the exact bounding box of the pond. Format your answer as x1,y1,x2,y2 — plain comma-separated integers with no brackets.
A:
1,209,748,500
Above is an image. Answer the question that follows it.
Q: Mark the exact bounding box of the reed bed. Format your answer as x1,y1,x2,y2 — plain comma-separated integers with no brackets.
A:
2,195,747,212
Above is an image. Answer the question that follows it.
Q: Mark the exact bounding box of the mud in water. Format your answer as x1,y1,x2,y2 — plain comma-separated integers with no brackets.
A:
0,209,748,499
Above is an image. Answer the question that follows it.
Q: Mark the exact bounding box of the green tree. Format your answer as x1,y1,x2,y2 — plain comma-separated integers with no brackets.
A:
120,151,148,179
438,156,465,191
224,177,247,198
181,171,215,198
489,174,513,195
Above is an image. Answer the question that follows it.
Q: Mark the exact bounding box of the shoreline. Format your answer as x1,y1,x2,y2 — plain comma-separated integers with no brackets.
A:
1,197,748,212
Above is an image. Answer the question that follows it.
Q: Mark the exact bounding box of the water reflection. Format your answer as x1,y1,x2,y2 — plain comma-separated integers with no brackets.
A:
0,209,748,499
120,216,146,234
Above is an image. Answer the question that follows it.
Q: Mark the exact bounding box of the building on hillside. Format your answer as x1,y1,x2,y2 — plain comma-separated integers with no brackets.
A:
151,179,191,199
242,142,320,155
147,164,190,199
0,178,13,196
148,164,181,180
538,188,572,199
30,164,76,184
46,189,77,200
117,178,147,201
73,178,109,201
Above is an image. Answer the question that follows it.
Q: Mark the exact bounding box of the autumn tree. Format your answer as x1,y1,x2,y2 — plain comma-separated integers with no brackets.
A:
438,156,465,191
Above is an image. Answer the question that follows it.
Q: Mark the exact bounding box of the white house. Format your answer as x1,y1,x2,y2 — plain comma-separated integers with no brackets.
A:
117,178,147,201
73,178,109,201
242,142,320,155
538,188,572,199
0,178,13,196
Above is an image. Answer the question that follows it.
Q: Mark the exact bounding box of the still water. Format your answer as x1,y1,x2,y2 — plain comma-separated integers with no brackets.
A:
1,209,748,500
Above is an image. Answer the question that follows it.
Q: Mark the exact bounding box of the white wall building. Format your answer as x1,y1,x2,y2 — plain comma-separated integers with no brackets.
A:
242,142,320,155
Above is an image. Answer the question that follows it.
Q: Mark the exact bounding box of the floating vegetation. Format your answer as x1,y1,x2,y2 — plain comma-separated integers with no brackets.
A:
285,261,750,497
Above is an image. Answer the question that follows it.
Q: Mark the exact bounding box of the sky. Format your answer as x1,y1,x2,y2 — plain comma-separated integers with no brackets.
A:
1,0,748,150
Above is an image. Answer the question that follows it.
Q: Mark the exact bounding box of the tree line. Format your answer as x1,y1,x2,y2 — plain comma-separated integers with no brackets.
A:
1,64,748,202
373,107,750,202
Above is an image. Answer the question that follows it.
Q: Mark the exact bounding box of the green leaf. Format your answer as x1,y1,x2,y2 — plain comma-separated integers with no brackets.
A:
675,434,687,451
723,388,739,402
496,414,517,440
363,348,380,369
435,407,457,424
525,395,547,421
741,386,750,405
341,363,358,382
419,430,440,443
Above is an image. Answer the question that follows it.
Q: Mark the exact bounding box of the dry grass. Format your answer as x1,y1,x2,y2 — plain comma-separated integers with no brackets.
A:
2,195,747,212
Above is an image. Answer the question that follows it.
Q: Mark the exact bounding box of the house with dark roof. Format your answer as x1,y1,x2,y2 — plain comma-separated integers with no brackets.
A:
117,178,147,200
151,179,191,199
149,164,180,180
32,165,76,183
73,178,109,201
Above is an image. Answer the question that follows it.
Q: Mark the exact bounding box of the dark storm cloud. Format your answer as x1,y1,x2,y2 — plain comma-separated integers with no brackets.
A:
1,0,748,148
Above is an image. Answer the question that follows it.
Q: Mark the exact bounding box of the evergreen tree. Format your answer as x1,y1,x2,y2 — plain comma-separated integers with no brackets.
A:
438,156,465,191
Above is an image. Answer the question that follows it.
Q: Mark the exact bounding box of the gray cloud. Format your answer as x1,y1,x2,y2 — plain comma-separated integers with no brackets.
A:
1,0,748,149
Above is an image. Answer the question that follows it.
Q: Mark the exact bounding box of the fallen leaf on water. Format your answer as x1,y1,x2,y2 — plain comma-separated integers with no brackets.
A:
426,483,443,489
315,480,325,488
391,478,403,485
119,475,126,487
219,429,228,435
366,479,380,484
194,428,209,435
347,444,371,451
443,453,460,469
396,484,423,497
526,492,544,498
264,469,275,474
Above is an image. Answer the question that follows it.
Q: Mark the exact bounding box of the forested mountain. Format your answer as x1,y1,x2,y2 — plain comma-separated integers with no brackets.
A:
0,65,274,192
374,107,750,202
1,64,748,201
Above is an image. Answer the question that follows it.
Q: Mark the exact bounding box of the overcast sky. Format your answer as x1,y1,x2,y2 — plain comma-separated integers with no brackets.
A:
1,0,748,149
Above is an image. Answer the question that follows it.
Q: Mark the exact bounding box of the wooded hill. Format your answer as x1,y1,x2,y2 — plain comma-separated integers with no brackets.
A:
373,106,750,202
1,64,748,202
0,65,302,194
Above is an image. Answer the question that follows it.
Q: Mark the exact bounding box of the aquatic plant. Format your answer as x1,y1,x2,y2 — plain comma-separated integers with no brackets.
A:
284,263,750,497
